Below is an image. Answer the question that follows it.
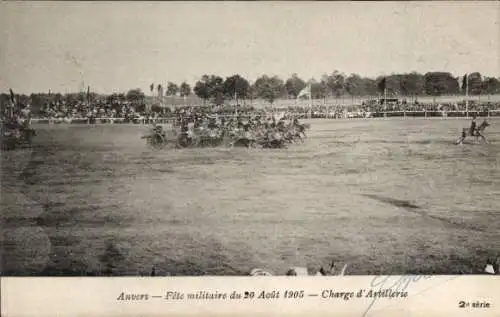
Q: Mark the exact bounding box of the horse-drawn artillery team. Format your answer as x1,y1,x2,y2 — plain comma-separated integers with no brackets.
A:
143,113,311,150
1,103,36,150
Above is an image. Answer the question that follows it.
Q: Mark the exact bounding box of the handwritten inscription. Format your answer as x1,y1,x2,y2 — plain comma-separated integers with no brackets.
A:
361,275,432,317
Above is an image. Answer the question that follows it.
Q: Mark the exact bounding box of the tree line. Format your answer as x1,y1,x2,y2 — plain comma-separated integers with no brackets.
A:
2,71,500,110
133,71,500,105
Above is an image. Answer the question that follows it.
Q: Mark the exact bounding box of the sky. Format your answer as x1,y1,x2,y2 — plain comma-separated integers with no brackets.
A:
1,1,499,94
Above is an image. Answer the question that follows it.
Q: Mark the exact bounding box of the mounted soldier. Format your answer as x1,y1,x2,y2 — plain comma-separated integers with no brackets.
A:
469,115,477,137
151,122,166,139
456,116,490,145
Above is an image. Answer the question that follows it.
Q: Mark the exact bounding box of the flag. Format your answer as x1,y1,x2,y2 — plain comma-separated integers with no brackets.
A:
297,83,312,99
484,264,495,274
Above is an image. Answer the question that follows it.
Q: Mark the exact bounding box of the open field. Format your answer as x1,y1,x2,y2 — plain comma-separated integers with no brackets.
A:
1,119,500,276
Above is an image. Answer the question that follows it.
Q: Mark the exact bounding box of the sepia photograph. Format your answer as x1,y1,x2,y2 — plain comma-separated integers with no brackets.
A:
1,1,499,278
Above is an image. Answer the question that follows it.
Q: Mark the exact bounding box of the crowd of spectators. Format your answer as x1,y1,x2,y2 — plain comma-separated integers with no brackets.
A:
40,99,144,121
10,97,500,123
266,99,500,119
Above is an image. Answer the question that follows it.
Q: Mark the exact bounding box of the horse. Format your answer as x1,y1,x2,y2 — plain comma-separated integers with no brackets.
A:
142,123,173,149
286,125,305,143
1,126,36,150
230,136,258,148
455,120,490,145
197,127,224,147
222,126,257,148
294,122,310,138
260,131,287,149
22,127,36,145
141,129,167,149
176,130,197,148
474,120,490,143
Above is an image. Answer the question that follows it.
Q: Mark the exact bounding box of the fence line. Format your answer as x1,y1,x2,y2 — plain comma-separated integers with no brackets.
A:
26,109,500,125
149,94,500,108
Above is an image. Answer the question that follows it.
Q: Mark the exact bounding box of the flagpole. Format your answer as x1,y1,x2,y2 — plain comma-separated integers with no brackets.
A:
384,87,387,118
325,96,328,119
309,83,312,119
294,93,297,119
9,89,15,118
234,91,238,118
465,74,469,118
87,86,91,114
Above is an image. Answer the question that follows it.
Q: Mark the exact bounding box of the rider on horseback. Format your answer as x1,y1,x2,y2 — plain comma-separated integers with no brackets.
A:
152,123,166,138
277,118,286,132
475,118,490,143
456,115,489,145
469,115,477,137
2,104,35,148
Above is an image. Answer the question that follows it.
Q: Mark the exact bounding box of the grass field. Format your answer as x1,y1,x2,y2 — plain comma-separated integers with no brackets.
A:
1,119,499,276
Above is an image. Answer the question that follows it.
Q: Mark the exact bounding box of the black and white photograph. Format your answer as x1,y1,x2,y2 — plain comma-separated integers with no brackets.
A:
1,1,499,278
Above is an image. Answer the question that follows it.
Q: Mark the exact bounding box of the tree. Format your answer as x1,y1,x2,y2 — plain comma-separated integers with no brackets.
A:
156,84,164,105
247,84,258,101
135,104,146,113
118,93,125,102
399,72,425,97
149,83,154,96
376,77,388,95
179,82,191,97
311,79,327,99
344,74,367,97
223,74,250,103
462,72,483,95
324,71,345,98
424,72,459,96
178,82,192,106
209,75,225,105
151,104,163,113
193,75,225,105
166,82,179,97
252,75,285,104
126,89,145,104
481,77,500,95
194,75,211,103
361,78,378,96
284,73,306,99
